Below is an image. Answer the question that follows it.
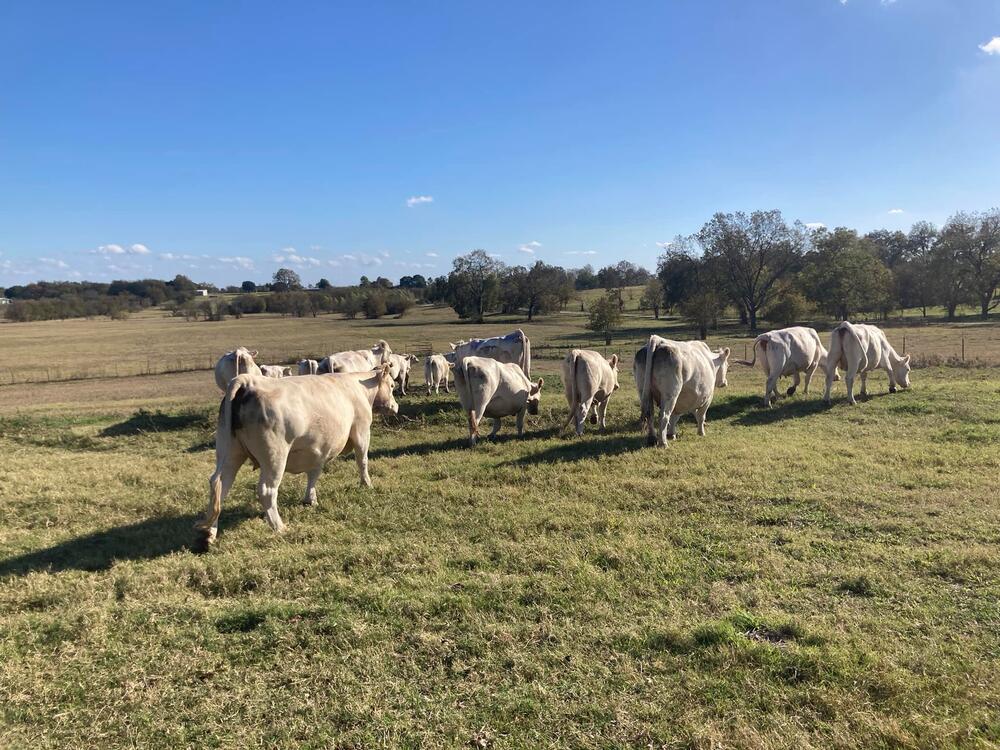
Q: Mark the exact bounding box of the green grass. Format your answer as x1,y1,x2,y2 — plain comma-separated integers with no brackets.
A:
2,359,999,748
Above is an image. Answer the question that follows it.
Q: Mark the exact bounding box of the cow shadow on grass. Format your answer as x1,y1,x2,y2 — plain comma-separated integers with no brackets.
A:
99,409,211,438
369,436,470,460
707,393,832,426
0,510,255,576
505,432,647,466
391,397,460,421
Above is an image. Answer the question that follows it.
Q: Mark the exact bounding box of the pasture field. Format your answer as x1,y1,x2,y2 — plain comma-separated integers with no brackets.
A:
1,331,999,747
2,298,1000,385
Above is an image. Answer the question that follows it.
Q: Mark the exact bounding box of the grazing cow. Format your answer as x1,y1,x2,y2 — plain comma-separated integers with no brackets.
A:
824,321,911,405
195,365,399,545
737,326,839,407
454,356,543,447
450,329,532,378
561,349,620,435
387,353,419,395
318,340,393,374
260,365,292,378
425,354,452,394
637,336,730,447
214,347,262,391
298,359,319,375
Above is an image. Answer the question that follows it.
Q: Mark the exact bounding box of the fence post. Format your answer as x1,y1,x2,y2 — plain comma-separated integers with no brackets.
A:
744,343,748,361
902,336,906,355
962,337,965,362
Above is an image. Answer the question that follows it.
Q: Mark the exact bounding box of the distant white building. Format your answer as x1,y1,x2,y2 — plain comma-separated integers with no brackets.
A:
0,297,11,305
194,289,209,297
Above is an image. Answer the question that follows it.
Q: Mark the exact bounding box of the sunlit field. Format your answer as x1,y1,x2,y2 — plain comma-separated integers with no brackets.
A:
1,317,999,747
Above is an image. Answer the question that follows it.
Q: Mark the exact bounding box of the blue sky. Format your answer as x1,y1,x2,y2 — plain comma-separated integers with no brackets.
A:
1,0,998,287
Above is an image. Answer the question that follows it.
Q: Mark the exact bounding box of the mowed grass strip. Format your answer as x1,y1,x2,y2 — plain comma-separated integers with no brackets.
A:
1,362,999,748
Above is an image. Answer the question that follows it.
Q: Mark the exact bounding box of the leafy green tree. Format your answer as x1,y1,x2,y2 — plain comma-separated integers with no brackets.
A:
447,250,503,322
639,277,665,319
800,228,893,320
241,280,257,293
586,292,624,345
272,268,302,292
697,210,806,331
952,210,1000,319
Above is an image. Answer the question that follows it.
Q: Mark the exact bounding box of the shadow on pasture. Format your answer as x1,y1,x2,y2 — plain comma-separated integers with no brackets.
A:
703,394,759,421
185,438,216,453
369,436,469,460
732,397,831,426
99,409,211,438
392,397,459,421
504,432,646,466
0,510,255,576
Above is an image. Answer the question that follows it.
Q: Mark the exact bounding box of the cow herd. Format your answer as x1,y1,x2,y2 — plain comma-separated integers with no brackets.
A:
196,321,911,545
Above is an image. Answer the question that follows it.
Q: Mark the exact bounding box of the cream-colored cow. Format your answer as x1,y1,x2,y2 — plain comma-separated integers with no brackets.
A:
561,349,620,435
195,366,398,545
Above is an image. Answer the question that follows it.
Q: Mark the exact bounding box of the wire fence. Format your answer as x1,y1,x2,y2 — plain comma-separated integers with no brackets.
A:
1,332,996,387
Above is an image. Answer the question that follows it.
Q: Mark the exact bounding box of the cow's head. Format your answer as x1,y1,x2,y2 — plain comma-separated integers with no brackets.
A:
373,363,399,416
526,378,544,415
607,353,621,391
407,354,419,364
715,348,731,388
893,354,911,390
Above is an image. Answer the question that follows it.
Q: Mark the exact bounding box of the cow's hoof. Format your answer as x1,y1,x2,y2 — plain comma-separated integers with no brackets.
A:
645,433,656,447
667,433,677,441
192,528,216,552
589,413,597,425
786,386,797,397
303,498,318,507
889,386,897,394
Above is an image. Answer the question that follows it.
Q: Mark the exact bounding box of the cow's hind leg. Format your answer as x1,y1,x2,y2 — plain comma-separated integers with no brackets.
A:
786,372,800,397
196,446,247,546
302,467,321,506
860,372,869,398
765,372,780,407
695,404,709,436
256,454,288,533
596,397,611,432
803,364,817,394
490,417,503,438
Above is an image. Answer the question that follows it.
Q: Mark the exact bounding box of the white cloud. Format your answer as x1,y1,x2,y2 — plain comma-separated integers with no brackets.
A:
39,257,69,269
219,256,255,270
425,251,439,258
979,37,1000,55
655,241,674,250
518,240,542,254
272,248,321,267
805,222,827,230
565,250,597,256
95,243,126,255
888,208,905,215
488,253,502,259
130,243,151,255
406,195,434,207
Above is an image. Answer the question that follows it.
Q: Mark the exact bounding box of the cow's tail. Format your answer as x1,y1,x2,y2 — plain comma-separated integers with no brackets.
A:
736,337,765,368
197,376,245,535
518,329,531,379
458,358,480,440
563,350,581,428
640,335,660,424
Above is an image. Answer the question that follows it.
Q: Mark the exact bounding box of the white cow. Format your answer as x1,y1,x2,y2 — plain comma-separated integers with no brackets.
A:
737,326,839,407
260,365,292,378
637,336,730,447
298,359,319,375
387,353,419,395
561,349,620,435
424,354,453,394
214,347,262,391
450,329,532,378
318,340,393,374
824,322,911,405
454,356,543,447
195,365,399,545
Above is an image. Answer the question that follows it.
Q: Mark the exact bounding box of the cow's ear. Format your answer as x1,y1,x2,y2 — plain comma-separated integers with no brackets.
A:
721,347,731,360
250,350,259,357
449,343,457,350
380,363,391,377
534,377,544,391
903,354,911,364
609,354,619,368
